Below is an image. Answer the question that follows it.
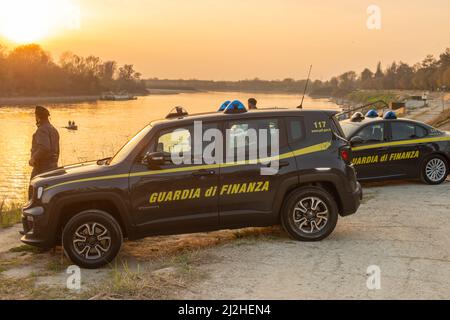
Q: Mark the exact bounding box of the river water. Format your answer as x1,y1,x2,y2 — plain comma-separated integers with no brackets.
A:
0,92,339,203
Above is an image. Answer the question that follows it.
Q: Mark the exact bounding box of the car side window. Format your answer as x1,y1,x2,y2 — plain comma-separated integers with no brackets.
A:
157,127,191,154
391,122,427,141
286,117,305,144
356,123,385,143
226,118,280,159
149,122,220,165
415,125,428,138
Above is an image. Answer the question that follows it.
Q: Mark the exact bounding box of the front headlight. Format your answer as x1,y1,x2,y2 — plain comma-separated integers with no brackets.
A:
36,186,44,200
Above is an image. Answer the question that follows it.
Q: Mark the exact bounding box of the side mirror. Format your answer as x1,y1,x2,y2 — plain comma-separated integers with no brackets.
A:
349,136,364,146
142,151,171,168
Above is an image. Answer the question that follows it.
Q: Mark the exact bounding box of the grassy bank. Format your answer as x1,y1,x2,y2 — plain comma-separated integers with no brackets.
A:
429,108,450,127
0,201,22,228
345,90,400,105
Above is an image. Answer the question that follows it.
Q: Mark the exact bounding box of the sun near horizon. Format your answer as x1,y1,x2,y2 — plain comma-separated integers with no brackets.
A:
0,0,449,80
0,0,79,43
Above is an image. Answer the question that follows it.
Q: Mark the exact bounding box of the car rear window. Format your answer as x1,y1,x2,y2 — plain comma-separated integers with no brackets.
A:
340,121,360,138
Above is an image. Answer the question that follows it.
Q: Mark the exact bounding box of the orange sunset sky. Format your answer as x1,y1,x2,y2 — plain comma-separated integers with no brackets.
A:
0,0,449,80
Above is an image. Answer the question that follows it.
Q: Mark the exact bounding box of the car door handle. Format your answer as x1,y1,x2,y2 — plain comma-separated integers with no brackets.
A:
261,161,289,168
378,147,389,151
191,169,216,177
279,161,290,168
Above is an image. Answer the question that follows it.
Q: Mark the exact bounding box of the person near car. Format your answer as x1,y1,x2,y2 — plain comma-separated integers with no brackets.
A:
29,106,60,179
248,98,257,110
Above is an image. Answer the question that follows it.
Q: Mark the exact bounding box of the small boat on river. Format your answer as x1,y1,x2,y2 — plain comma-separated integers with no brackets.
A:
65,121,78,131
65,125,78,131
100,91,137,101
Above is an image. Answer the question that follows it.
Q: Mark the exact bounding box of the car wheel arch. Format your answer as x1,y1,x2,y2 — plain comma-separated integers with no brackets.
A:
62,209,124,268
52,192,133,243
278,179,343,220
420,151,449,169
419,152,449,182
279,185,339,241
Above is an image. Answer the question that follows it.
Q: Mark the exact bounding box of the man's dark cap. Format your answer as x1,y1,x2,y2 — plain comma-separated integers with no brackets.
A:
35,105,50,118
248,98,257,105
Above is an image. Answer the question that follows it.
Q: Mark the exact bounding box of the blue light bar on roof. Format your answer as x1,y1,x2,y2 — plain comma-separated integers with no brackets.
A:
224,100,247,114
218,100,231,112
366,109,379,118
383,111,397,119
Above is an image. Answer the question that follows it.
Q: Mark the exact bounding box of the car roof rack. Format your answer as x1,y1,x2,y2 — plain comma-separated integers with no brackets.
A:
166,106,189,119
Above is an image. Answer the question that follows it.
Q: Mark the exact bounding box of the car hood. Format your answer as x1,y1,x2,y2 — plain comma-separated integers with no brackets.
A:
31,161,113,187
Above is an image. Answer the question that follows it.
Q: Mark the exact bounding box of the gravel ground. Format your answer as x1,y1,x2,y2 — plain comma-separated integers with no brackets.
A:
1,92,449,299
1,180,449,299
180,180,450,299
0,224,23,254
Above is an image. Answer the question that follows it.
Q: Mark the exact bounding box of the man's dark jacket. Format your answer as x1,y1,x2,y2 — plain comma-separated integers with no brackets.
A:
30,120,60,178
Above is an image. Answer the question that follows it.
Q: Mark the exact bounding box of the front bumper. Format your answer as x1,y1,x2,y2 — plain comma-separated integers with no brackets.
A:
339,181,362,217
20,205,54,248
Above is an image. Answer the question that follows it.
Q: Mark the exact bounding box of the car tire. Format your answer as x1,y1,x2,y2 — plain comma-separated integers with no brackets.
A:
62,210,123,269
421,155,449,185
281,186,338,241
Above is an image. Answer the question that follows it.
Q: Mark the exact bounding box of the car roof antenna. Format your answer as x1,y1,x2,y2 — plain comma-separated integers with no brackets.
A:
297,64,312,109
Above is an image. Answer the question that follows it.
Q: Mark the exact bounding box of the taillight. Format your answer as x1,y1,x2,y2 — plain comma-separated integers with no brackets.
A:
341,149,349,161
340,147,352,164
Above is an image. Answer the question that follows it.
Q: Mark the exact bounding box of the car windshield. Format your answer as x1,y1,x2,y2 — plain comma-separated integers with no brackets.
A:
109,125,152,165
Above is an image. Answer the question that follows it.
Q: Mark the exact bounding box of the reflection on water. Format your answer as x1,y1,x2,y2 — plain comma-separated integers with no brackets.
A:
0,92,339,202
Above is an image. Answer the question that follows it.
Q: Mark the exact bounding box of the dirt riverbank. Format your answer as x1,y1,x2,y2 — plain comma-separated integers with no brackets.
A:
1,179,449,299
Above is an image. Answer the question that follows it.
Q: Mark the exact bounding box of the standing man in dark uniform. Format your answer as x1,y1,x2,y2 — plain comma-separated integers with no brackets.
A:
29,106,60,179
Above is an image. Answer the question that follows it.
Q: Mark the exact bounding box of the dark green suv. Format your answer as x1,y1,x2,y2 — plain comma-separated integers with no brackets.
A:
22,106,362,268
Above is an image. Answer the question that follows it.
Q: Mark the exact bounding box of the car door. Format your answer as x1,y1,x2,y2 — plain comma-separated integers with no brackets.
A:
129,122,220,236
385,121,429,178
351,121,393,179
218,117,296,227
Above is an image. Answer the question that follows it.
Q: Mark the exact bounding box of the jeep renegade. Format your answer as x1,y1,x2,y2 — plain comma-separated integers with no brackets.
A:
22,105,362,268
